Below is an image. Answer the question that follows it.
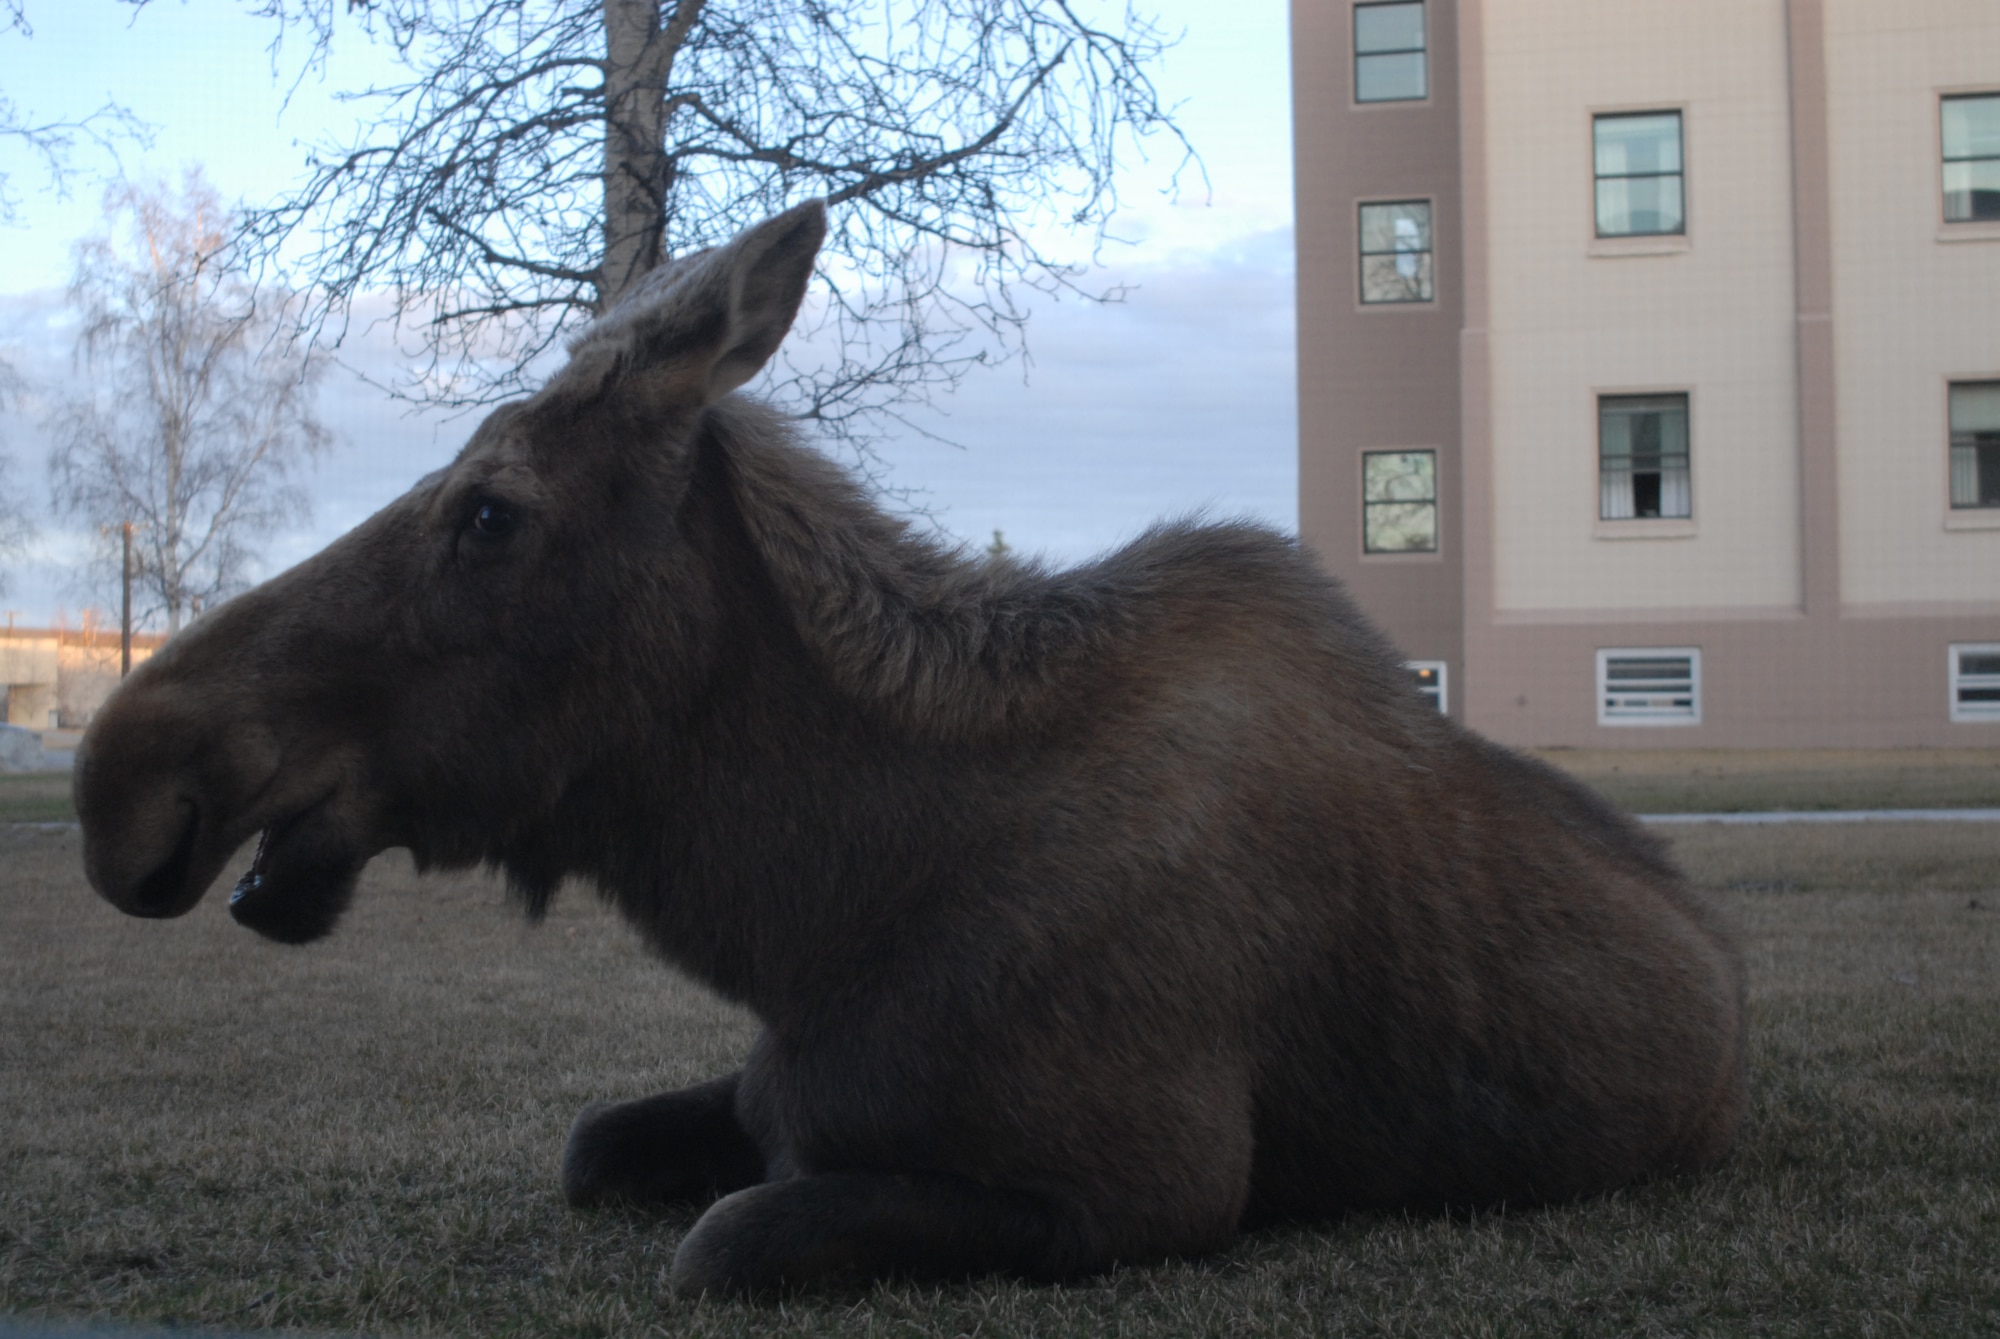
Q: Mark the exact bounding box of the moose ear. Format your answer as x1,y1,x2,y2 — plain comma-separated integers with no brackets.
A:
543,199,828,416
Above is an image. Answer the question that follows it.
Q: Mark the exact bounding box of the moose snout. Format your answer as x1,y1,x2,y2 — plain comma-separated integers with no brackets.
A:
72,684,278,921
74,732,216,919
116,799,204,918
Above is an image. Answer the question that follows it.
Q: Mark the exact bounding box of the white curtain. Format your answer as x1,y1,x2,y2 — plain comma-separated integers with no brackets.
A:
1952,445,1980,507
1659,464,1691,518
1601,470,1634,519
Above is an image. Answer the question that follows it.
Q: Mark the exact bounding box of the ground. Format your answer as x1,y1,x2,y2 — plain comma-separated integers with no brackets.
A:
2,754,1998,1336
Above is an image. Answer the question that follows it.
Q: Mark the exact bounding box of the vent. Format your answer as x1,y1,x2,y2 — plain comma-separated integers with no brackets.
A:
1951,644,2000,722
1598,648,1700,726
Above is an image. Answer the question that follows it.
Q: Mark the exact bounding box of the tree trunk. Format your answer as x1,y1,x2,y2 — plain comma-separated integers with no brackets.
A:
599,0,687,311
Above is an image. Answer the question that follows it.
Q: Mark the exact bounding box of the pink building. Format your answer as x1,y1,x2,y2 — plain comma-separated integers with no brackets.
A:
1293,0,2000,746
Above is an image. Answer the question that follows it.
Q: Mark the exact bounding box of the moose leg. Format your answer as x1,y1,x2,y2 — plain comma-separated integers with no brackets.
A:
561,1072,765,1207
669,1171,1076,1296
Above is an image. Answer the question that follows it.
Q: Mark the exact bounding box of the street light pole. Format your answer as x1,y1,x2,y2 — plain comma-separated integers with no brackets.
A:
120,521,133,678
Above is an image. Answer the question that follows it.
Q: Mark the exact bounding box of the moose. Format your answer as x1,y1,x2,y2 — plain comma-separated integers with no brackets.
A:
75,200,1746,1297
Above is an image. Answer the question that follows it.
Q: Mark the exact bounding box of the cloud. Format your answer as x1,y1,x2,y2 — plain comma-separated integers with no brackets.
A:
0,224,1299,620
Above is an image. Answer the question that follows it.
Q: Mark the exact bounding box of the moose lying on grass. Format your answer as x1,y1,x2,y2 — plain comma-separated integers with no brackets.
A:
76,200,1746,1297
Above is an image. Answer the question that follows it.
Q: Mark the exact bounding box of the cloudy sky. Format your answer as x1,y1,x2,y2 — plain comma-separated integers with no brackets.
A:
0,0,1296,624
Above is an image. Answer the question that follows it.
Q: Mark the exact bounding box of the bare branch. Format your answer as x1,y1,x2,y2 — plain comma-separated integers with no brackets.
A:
226,0,1195,452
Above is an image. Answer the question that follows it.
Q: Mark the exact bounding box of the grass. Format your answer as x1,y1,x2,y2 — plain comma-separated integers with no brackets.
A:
0,773,77,824
1537,748,2000,814
12,750,1999,826
3,819,1998,1337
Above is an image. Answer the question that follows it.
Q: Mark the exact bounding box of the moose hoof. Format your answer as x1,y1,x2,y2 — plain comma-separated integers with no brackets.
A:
670,1185,802,1296
560,1101,623,1207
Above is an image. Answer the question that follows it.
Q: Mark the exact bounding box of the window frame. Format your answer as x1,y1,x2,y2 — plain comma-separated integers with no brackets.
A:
1950,644,2000,723
1352,1,1428,106
1947,380,2000,511
1597,392,1693,523
1940,92,2000,227
1357,198,1436,306
1360,448,1441,557
1597,648,1703,728
1592,110,1687,240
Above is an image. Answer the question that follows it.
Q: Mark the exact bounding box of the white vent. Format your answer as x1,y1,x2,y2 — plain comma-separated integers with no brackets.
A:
1597,648,1700,726
1407,660,1448,713
1950,644,2000,722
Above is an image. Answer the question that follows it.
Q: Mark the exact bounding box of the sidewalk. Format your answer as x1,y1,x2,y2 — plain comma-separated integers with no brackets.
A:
1641,808,2000,824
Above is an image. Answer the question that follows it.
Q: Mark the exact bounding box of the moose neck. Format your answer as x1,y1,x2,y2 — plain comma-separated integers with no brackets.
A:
554,401,1052,1018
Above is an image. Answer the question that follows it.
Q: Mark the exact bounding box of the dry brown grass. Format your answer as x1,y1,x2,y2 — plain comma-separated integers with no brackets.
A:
3,820,1998,1337
1537,748,2000,815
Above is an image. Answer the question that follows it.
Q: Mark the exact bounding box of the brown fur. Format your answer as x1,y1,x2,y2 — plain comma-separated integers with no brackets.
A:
74,201,1746,1296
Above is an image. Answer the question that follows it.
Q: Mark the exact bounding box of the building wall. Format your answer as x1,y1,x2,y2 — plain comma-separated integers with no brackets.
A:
1823,0,2000,609
1480,0,1803,617
0,629,160,729
1297,0,2000,747
1292,0,1466,704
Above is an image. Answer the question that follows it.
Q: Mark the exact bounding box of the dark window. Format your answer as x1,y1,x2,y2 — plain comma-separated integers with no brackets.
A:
1363,450,1438,552
1594,112,1685,237
1355,2,1426,103
1600,394,1690,520
1949,381,2000,508
1359,201,1434,303
1942,94,2000,223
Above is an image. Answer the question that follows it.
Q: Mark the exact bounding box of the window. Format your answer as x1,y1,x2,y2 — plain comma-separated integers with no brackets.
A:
1598,649,1701,726
1951,645,2000,722
1599,394,1690,520
1362,450,1438,553
1594,112,1684,237
1408,661,1448,713
1942,94,2000,223
1949,381,2000,508
1359,201,1433,303
1354,2,1425,103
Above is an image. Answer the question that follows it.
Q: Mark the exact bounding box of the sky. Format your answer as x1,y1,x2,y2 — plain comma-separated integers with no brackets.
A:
0,0,1297,625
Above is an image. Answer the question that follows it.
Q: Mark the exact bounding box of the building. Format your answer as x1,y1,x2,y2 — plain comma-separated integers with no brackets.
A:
0,622,162,729
1291,0,2000,746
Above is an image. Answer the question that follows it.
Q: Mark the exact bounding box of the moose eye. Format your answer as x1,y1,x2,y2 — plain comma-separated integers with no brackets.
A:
468,500,516,539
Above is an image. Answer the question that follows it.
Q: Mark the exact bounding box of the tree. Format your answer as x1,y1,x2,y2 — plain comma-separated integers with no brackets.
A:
0,2,150,224
0,359,34,596
49,171,332,634
230,0,1191,445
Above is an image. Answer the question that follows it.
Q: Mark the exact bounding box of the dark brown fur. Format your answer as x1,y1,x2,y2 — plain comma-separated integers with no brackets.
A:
74,202,1747,1296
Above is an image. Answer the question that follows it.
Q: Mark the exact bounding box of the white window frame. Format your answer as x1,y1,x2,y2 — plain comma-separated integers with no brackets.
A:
1407,660,1448,714
1597,648,1701,726
1949,643,2000,722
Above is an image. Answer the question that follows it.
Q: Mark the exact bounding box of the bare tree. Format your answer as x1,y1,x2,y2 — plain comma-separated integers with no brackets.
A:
0,359,34,596
0,2,150,224
226,0,1192,445
49,170,332,634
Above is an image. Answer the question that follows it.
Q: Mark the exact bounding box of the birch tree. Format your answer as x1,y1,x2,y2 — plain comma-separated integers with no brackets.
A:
48,171,331,633
0,361,33,596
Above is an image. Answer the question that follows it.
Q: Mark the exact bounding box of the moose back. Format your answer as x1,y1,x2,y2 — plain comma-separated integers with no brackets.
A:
75,201,1746,1296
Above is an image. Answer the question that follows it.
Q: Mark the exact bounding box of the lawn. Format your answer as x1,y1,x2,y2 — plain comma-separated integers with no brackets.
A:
1535,747,2000,814
3,815,1997,1337
0,773,78,825
11,749,1999,826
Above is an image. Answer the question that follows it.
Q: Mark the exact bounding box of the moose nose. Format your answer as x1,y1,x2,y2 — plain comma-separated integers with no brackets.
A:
122,801,203,917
